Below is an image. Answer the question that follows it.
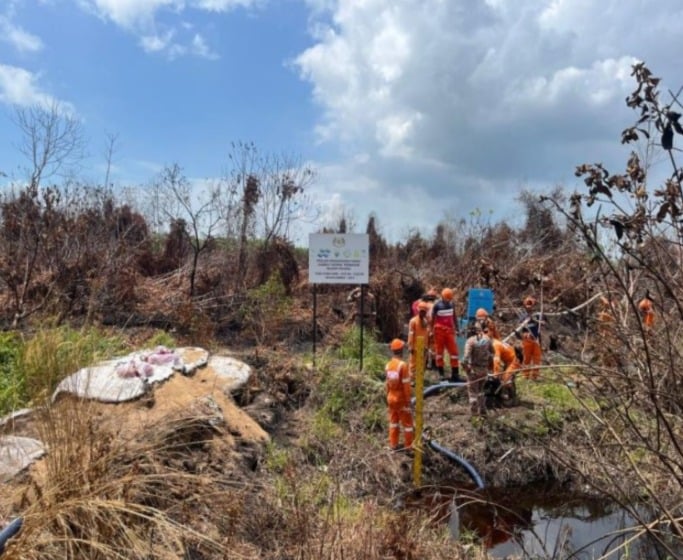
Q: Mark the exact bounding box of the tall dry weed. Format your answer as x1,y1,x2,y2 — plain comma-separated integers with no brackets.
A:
3,399,234,559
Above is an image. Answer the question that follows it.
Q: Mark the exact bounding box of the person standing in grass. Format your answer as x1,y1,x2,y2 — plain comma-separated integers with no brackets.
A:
407,300,431,380
517,295,544,379
431,287,462,382
462,322,494,417
385,339,414,451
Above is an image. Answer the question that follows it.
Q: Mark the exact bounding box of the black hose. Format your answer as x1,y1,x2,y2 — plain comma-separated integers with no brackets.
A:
426,439,485,489
412,381,468,405
0,518,22,555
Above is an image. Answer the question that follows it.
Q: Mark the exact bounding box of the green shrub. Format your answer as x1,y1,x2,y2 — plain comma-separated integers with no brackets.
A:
0,332,25,414
145,329,177,349
265,441,291,473
19,325,128,405
317,367,383,426
336,325,387,378
241,273,293,344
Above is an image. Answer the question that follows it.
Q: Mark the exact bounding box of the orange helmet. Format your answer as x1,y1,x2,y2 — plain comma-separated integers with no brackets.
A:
441,288,454,301
475,308,488,319
523,296,536,307
417,301,429,311
390,338,405,352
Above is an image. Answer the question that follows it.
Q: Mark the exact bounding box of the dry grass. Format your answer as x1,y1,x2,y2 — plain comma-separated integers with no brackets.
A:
1,395,483,560
2,397,234,559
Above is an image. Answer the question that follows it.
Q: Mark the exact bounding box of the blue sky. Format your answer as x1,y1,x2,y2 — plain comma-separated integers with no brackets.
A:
1,0,683,244
1,0,318,180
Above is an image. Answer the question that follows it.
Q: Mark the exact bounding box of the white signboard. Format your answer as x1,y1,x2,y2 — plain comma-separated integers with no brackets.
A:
308,233,369,284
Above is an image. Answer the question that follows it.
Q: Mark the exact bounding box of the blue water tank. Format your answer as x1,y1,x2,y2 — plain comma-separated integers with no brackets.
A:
458,288,495,357
466,288,494,319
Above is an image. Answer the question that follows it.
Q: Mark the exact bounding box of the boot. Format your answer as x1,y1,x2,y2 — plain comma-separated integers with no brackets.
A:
438,366,445,380
449,366,463,383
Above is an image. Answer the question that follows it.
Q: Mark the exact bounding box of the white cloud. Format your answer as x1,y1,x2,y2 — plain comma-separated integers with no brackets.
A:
77,0,181,29
501,57,637,115
190,33,219,60
294,0,683,238
139,30,218,59
193,0,260,11
0,64,74,111
139,30,175,53
0,16,43,52
76,0,258,58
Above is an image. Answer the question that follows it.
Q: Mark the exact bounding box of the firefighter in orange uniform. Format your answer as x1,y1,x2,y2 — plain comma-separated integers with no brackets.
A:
431,288,462,382
492,338,520,385
408,301,431,379
411,287,439,317
638,294,654,331
385,339,414,451
475,308,500,340
492,337,520,404
517,296,543,379
410,288,438,368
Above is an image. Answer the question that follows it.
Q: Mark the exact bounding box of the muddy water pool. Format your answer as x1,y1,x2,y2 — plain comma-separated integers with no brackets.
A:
407,481,680,559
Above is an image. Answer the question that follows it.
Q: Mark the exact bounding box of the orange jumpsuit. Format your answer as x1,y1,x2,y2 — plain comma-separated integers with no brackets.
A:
638,297,654,330
407,314,431,377
412,297,437,365
518,311,543,379
492,339,520,384
431,299,459,375
385,357,414,450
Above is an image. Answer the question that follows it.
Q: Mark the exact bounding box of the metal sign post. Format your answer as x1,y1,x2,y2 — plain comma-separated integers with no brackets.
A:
312,284,317,367
359,284,365,371
308,234,370,370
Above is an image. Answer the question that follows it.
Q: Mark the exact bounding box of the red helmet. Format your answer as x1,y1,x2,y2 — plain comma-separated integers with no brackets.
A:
442,288,454,301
